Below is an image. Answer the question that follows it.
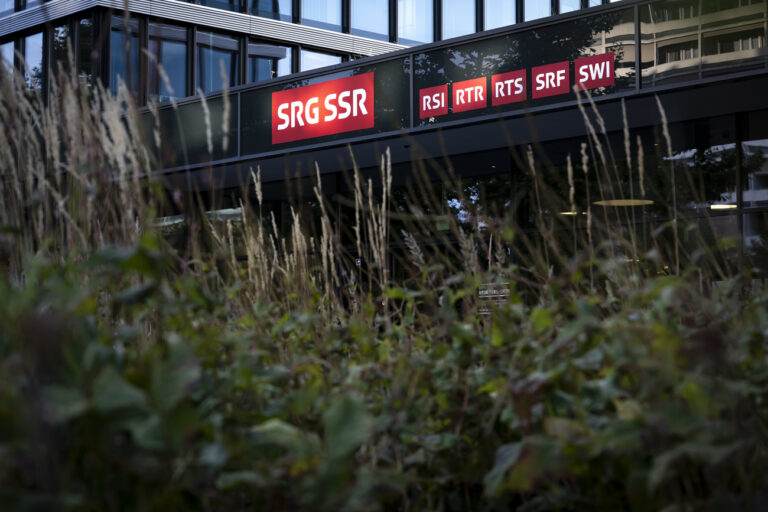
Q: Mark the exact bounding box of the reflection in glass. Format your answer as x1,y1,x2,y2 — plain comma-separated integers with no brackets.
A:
351,0,389,40
251,0,292,21
52,24,71,73
0,0,13,18
24,32,43,89
301,0,341,31
525,0,551,21
398,0,433,45
78,17,94,86
248,43,291,82
196,0,242,13
1,41,13,73
560,0,581,12
743,110,768,207
148,23,188,102
197,31,240,93
300,49,341,72
744,212,768,274
485,0,516,29
110,16,139,95
443,0,476,39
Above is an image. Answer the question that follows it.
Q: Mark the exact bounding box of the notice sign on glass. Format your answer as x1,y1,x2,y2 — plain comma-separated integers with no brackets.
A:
272,72,375,144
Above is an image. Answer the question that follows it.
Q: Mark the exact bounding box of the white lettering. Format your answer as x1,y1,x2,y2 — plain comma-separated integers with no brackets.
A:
305,97,319,124
496,81,505,97
535,73,546,91
475,85,484,102
324,93,338,122
514,77,523,95
290,101,304,128
457,89,465,104
423,94,433,110
353,88,367,116
277,103,290,130
338,90,352,120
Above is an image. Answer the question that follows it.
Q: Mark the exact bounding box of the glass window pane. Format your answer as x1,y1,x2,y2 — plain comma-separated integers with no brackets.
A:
78,17,94,86
398,0,434,44
52,24,71,74
1,41,13,73
197,31,239,94
525,0,551,20
277,46,292,76
299,49,341,71
197,0,242,12
0,0,14,17
589,0,602,6
148,23,188,102
301,0,341,31
560,0,581,12
351,0,389,40
443,0,476,39
24,32,42,89
247,43,291,82
110,16,139,95
251,0,292,21
485,0,516,29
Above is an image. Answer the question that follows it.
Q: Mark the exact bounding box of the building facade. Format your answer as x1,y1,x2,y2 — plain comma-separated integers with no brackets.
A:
1,0,767,279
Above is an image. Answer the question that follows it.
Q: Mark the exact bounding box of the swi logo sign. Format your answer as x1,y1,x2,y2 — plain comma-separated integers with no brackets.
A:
272,73,374,144
419,53,614,119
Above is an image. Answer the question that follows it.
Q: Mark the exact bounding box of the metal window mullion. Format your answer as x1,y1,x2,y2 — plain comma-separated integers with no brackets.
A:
477,0,484,32
435,0,441,41
239,34,247,85
390,0,397,42
342,0,350,33
188,25,196,96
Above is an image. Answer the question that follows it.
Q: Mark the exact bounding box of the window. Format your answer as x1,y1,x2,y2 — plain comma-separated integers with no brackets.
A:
0,41,13,72
658,40,698,63
0,0,14,18
351,0,389,40
525,0,551,20
197,0,242,13
560,0,581,12
443,0,476,39
78,17,94,86
299,49,341,72
703,29,765,56
484,0,516,29
52,24,71,74
197,31,240,93
148,23,188,102
588,0,602,6
24,32,42,89
247,42,292,82
110,16,139,95
398,0,433,45
301,0,341,31
251,0,292,21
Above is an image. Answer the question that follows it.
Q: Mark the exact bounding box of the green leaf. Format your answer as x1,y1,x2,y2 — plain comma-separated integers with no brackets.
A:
531,308,553,334
216,471,265,489
484,442,523,497
151,346,200,413
92,367,147,412
252,419,304,450
323,395,372,460
42,386,88,424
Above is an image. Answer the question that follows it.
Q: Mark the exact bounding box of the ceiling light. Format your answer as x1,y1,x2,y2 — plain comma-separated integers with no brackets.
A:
710,204,737,210
593,199,654,207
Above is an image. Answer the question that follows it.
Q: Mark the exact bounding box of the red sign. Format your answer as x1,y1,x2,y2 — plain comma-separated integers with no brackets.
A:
491,70,526,106
532,61,570,99
452,77,487,113
575,52,614,90
272,72,374,144
419,84,448,119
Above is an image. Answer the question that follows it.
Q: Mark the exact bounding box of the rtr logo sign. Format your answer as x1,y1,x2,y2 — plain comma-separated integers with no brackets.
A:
272,72,374,144
452,77,487,113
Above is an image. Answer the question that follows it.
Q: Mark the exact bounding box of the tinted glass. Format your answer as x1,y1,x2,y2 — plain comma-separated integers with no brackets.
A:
110,16,139,95
414,8,636,126
252,0,292,20
560,0,581,12
300,49,341,71
241,57,411,155
78,17,94,86
640,0,766,87
485,0,516,29
398,0,434,45
52,24,71,73
351,0,389,40
744,211,768,273
443,0,476,39
24,32,42,89
277,46,292,76
301,0,341,31
148,23,188,102
0,41,13,72
197,0,242,12
247,43,291,82
525,0,551,20
743,109,768,208
0,0,13,17
197,31,239,93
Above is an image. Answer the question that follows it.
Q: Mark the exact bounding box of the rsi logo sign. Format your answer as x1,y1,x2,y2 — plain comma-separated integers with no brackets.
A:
272,72,374,144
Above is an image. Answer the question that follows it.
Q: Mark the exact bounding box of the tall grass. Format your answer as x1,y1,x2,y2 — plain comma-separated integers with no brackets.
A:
1,64,766,511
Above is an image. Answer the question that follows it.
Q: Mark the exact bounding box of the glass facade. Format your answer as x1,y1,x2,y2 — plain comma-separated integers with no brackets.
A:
398,0,434,44
560,0,581,12
251,0,292,21
24,32,43,89
248,43,292,82
110,16,139,95
525,0,551,20
196,0,242,13
78,17,94,86
148,23,188,102
443,0,476,39
351,0,389,40
301,0,341,31
52,24,71,73
197,31,240,93
0,41,13,72
300,49,342,71
485,0,516,30
0,0,13,18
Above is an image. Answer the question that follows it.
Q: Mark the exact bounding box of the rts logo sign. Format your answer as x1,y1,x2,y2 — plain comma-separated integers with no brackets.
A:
272,72,374,144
